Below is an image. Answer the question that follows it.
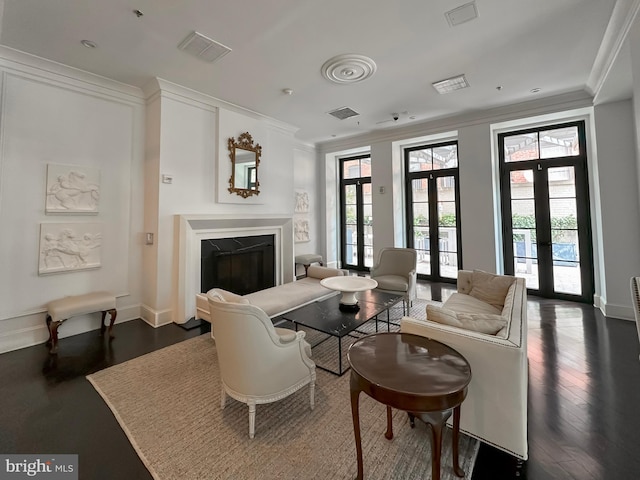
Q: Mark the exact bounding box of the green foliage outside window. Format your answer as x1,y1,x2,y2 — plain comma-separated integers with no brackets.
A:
512,213,577,242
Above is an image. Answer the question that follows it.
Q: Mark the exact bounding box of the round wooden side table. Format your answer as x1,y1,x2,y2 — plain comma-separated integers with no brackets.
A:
348,332,472,480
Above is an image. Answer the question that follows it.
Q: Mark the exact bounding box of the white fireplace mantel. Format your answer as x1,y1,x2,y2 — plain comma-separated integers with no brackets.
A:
174,214,294,324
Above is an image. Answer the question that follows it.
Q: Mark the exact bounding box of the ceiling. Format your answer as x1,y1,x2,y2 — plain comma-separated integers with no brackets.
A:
0,0,628,145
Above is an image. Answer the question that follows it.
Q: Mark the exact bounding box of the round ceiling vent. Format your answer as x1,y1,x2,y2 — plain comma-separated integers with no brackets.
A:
321,54,377,84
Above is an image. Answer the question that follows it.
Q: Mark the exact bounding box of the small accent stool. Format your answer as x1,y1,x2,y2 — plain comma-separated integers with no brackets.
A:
295,254,324,277
46,291,117,354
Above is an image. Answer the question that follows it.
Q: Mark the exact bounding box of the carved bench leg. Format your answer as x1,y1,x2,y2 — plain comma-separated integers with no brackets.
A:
46,315,62,354
101,308,117,338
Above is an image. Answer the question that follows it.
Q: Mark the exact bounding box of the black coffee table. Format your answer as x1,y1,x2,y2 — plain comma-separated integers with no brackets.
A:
281,289,403,375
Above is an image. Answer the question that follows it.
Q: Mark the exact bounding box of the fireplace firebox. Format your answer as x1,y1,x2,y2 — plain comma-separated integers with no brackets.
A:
201,235,275,295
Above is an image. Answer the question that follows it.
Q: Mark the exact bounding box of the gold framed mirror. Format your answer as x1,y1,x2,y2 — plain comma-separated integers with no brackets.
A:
228,132,261,198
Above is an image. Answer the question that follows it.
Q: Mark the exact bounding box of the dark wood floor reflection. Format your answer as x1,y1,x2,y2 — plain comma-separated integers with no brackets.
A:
1,281,639,479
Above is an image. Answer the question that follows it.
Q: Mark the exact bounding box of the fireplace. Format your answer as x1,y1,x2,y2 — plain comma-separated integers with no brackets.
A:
201,235,275,295
174,214,294,324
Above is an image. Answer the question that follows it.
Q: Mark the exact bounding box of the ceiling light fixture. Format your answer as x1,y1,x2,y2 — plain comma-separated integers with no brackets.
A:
432,74,469,94
81,40,97,49
282,88,293,95
530,88,541,93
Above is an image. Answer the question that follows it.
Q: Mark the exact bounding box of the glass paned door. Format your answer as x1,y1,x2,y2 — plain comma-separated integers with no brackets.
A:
406,142,461,282
340,155,373,271
500,121,593,302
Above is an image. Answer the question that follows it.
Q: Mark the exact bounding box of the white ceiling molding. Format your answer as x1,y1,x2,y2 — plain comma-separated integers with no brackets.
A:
321,54,377,84
318,90,593,154
586,0,640,97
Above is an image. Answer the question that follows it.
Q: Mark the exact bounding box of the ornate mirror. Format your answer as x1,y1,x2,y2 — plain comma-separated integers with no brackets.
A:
228,132,261,198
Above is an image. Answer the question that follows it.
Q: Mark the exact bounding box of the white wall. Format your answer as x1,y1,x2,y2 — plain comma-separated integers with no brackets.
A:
593,100,640,318
630,16,640,211
293,143,320,276
0,50,145,353
141,80,298,325
457,123,498,272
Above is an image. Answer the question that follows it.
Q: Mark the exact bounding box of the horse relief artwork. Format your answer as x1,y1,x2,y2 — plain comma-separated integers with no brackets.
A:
38,223,102,274
45,164,100,213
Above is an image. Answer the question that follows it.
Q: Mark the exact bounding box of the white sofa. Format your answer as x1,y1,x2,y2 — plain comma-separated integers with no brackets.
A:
400,269,528,460
195,265,346,322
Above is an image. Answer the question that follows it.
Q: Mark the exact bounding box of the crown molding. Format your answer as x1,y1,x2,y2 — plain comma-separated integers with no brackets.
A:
317,90,593,154
0,45,144,104
586,0,640,97
143,77,299,136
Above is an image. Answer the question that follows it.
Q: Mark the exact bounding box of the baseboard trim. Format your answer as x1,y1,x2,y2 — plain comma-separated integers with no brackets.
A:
0,304,141,354
140,305,173,328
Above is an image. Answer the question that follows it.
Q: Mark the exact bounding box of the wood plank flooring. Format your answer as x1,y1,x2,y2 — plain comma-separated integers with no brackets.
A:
1,280,639,479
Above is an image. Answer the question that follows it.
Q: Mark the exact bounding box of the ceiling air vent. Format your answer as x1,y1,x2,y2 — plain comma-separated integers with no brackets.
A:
445,2,479,27
328,107,360,120
178,31,231,63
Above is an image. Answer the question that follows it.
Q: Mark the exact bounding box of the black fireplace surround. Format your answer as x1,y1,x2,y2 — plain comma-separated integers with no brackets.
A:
201,235,275,295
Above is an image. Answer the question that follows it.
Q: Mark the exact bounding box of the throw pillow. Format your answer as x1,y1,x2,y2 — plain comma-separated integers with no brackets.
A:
426,305,507,335
307,265,345,279
469,270,515,308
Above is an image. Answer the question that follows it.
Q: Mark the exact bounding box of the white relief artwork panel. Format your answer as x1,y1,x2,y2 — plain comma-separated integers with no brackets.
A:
294,218,310,243
39,223,102,274
45,164,100,213
294,190,309,213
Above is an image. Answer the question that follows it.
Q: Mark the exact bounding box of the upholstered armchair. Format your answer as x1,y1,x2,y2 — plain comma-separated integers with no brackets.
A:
370,247,417,314
207,289,316,438
631,277,640,361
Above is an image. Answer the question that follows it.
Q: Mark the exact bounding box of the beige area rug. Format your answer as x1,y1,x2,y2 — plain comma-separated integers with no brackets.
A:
87,301,478,480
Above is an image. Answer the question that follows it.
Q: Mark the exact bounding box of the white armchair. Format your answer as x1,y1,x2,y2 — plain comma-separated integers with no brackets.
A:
370,247,417,314
207,289,316,438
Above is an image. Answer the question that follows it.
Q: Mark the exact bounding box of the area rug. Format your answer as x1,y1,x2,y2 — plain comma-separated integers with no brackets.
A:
87,300,478,480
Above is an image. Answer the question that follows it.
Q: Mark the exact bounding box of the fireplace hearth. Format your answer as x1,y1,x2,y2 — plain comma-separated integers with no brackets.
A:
201,235,275,295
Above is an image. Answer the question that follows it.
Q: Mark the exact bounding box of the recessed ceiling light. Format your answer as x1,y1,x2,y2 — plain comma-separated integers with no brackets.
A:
530,88,541,93
282,88,293,95
81,40,97,49
432,74,469,94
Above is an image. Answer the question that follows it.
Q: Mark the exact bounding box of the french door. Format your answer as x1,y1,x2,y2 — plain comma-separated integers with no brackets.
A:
405,142,462,281
340,155,373,271
499,121,594,302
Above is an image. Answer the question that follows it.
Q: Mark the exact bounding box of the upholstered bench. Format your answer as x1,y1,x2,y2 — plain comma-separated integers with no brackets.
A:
46,291,117,354
294,254,323,277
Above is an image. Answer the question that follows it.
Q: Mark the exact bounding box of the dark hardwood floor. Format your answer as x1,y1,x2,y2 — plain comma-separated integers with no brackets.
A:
1,280,639,479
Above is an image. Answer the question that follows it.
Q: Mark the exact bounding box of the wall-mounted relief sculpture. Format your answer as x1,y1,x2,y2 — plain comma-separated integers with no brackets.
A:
294,190,309,213
294,218,310,243
45,164,100,214
39,223,102,275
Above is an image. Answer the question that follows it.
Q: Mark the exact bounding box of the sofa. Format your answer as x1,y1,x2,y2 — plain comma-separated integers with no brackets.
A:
400,269,528,460
195,265,346,322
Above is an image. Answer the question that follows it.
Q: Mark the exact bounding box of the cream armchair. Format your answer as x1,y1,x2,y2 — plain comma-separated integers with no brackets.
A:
370,247,417,314
207,289,316,438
